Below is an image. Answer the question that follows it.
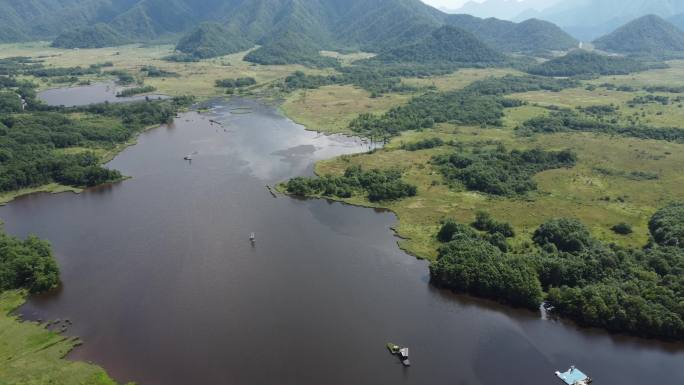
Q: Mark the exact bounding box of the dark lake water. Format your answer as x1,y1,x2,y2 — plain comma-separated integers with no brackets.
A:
38,82,168,107
2,97,683,385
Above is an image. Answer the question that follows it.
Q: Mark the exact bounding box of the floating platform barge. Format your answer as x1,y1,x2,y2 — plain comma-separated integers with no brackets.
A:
555,366,592,385
386,343,410,367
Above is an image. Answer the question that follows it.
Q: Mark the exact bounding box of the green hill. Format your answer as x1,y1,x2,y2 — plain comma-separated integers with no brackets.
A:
446,15,578,54
372,25,505,65
332,0,444,50
0,0,581,66
51,23,127,49
527,50,652,77
178,0,444,64
244,32,338,68
176,22,252,59
593,15,684,56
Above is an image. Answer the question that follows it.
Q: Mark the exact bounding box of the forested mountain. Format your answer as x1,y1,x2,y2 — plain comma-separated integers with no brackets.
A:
593,15,684,56
527,50,651,77
1,0,581,66
173,0,577,62
0,0,139,43
51,23,127,49
445,14,578,53
518,0,684,41
177,0,446,61
449,0,560,21
175,22,252,59
371,26,505,66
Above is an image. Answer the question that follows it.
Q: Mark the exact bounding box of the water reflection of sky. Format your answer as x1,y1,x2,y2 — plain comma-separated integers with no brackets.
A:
38,82,168,107
203,99,373,182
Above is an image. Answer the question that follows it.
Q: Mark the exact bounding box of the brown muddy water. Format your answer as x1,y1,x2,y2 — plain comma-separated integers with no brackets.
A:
2,98,683,385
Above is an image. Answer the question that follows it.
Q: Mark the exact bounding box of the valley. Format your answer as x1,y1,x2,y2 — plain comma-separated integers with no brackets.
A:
1,1,684,383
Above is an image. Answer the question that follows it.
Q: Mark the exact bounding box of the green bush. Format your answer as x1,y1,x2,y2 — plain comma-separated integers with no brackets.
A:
533,218,594,253
611,222,634,235
649,202,684,247
0,231,59,293
432,145,577,196
285,166,416,202
472,211,515,238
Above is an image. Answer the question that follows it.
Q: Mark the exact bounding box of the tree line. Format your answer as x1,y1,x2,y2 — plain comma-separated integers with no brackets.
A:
0,73,192,193
285,165,417,202
518,109,684,143
0,229,59,293
347,75,577,140
431,204,684,340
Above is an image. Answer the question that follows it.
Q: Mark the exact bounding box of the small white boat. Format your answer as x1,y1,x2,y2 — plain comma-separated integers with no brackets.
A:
184,154,193,160
249,232,256,241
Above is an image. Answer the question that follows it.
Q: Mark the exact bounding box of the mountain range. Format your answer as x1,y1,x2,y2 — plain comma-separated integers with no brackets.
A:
0,0,581,65
449,0,684,40
3,0,682,66
446,0,561,20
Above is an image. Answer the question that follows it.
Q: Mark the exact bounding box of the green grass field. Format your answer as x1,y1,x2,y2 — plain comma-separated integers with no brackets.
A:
0,42,329,97
295,66,684,259
0,291,121,385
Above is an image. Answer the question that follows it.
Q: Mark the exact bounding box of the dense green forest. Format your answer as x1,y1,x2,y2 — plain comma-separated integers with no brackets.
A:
432,145,577,196
175,22,253,59
243,31,339,68
51,23,127,49
528,50,655,77
285,166,417,202
593,15,684,56
0,230,59,293
431,206,684,339
0,61,191,194
0,101,182,192
370,26,505,66
445,14,578,54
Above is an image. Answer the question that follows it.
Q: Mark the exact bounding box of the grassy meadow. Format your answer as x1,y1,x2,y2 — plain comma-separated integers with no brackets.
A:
3,42,684,259
0,291,120,385
284,62,684,258
0,42,329,97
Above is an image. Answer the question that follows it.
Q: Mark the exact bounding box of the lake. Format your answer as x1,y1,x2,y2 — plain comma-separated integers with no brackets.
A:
2,96,683,385
38,82,168,107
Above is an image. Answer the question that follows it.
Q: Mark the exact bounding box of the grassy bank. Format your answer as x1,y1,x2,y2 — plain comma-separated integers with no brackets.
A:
0,184,82,206
0,42,331,98
280,64,684,259
0,291,121,385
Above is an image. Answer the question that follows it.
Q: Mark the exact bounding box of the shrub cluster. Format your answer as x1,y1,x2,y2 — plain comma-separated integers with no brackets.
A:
0,231,59,293
432,145,577,196
285,166,417,202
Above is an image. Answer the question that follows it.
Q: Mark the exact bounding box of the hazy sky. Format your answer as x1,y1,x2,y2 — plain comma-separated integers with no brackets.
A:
421,0,539,10
421,0,482,9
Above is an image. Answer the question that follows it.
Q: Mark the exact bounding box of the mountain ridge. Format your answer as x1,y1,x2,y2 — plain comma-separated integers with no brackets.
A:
445,14,578,53
593,14,684,56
